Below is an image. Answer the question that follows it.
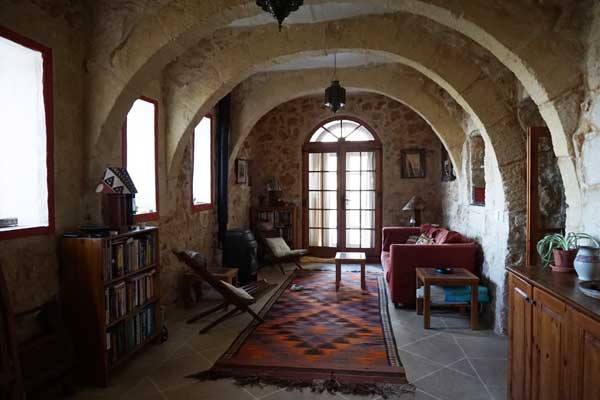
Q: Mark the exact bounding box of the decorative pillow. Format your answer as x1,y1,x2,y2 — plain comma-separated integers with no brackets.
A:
221,280,254,301
416,234,435,245
406,235,420,244
265,237,292,257
435,229,464,244
419,224,434,234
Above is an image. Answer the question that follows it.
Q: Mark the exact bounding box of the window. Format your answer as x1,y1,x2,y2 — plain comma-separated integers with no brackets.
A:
0,28,53,239
192,116,213,211
469,134,486,206
123,97,158,220
310,119,375,143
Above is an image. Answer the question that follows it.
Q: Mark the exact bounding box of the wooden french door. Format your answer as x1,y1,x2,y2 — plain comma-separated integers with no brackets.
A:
303,141,382,258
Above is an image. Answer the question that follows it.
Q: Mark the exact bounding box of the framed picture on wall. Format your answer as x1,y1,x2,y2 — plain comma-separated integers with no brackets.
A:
401,149,426,179
236,159,249,184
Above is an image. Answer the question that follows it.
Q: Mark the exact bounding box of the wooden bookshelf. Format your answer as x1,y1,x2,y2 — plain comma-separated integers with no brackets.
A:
251,206,300,249
60,227,161,387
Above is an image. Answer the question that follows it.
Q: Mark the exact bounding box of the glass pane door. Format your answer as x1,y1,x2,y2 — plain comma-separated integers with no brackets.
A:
345,151,376,249
308,152,338,248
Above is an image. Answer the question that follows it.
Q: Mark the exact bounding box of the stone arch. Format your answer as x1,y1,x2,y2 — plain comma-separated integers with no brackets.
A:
230,65,466,180
160,17,525,215
88,1,583,226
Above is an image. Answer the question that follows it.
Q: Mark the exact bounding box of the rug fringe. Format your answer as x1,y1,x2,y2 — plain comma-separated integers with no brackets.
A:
188,370,415,399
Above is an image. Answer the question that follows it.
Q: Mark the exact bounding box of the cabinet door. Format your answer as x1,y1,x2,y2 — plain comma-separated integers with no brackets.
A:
508,273,533,400
568,308,600,399
531,287,568,400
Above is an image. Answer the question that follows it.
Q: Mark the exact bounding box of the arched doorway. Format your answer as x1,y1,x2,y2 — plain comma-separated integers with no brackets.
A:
302,117,382,258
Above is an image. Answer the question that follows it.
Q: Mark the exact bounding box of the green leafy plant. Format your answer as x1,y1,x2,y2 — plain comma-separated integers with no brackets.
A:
537,232,599,266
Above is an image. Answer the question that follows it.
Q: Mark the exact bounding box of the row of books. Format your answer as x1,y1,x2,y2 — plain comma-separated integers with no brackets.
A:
105,271,156,324
103,234,155,281
106,305,156,365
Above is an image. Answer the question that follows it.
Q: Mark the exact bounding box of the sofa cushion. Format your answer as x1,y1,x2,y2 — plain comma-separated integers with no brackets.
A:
416,234,435,245
406,235,419,244
435,229,464,244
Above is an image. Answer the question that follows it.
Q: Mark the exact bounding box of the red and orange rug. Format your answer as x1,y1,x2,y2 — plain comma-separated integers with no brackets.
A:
192,270,410,397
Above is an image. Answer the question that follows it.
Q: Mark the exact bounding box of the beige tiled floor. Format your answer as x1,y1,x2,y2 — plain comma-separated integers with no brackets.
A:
73,264,507,400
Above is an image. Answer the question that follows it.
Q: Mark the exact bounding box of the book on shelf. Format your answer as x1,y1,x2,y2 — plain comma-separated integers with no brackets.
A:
106,304,156,365
104,234,155,281
105,270,156,324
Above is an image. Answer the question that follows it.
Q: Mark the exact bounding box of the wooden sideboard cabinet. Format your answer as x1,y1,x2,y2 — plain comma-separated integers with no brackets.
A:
508,268,600,400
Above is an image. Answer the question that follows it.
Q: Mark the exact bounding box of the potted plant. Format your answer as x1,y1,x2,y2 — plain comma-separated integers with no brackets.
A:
537,232,599,270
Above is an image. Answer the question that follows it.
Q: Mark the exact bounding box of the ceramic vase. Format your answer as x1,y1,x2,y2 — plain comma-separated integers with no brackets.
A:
574,246,600,281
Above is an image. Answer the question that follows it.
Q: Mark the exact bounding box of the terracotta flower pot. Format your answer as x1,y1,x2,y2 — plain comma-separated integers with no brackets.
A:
553,249,577,269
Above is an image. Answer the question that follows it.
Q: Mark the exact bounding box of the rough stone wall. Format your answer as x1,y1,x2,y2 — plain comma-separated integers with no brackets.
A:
575,3,600,237
229,93,446,238
441,135,512,333
135,80,218,304
0,1,88,312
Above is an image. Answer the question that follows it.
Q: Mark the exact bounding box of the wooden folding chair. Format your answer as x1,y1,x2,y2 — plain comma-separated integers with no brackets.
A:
173,250,275,334
0,265,24,400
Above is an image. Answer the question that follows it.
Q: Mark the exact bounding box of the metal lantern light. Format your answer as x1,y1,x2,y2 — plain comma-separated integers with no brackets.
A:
256,0,304,31
324,53,347,113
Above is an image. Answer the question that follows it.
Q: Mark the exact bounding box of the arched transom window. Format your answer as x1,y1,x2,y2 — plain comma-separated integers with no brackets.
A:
309,119,375,143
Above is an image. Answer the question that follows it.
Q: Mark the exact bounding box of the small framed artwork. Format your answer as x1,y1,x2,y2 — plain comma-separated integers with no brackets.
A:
236,159,249,184
441,144,456,182
401,149,426,179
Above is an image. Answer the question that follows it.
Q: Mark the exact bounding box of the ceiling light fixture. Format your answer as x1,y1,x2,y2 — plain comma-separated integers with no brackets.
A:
324,52,346,113
256,0,304,31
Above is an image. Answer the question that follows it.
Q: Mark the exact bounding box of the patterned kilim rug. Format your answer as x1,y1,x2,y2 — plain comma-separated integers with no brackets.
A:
191,270,411,397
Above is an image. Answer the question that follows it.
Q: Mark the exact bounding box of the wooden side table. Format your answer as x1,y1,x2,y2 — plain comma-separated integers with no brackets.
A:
415,267,479,330
334,252,366,291
181,267,239,307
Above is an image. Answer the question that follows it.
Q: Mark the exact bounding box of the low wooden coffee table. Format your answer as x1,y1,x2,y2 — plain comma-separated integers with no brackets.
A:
415,267,479,330
335,252,366,291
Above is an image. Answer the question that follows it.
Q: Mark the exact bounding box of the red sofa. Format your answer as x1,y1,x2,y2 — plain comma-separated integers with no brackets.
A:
381,226,477,307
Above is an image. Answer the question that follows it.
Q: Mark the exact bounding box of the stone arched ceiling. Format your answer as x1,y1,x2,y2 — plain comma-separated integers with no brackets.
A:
158,15,525,211
87,1,583,199
229,64,467,178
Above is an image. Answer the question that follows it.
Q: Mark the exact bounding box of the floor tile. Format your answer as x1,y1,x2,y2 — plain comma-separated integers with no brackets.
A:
470,358,507,387
162,379,254,400
242,383,285,398
401,334,464,366
487,385,507,400
262,388,344,399
414,367,490,400
149,353,212,392
455,337,507,359
445,358,476,377
398,350,443,381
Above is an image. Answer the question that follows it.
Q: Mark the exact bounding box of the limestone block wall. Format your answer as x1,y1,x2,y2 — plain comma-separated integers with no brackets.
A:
0,1,88,312
131,80,218,305
229,93,446,239
576,4,600,237
0,0,218,310
441,136,512,333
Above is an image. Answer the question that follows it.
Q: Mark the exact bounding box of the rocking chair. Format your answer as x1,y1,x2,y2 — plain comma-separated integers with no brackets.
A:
173,250,275,334
0,265,24,400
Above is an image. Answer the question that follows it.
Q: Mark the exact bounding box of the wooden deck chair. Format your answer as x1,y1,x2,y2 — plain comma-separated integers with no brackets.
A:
173,250,275,334
257,230,307,274
0,265,24,400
